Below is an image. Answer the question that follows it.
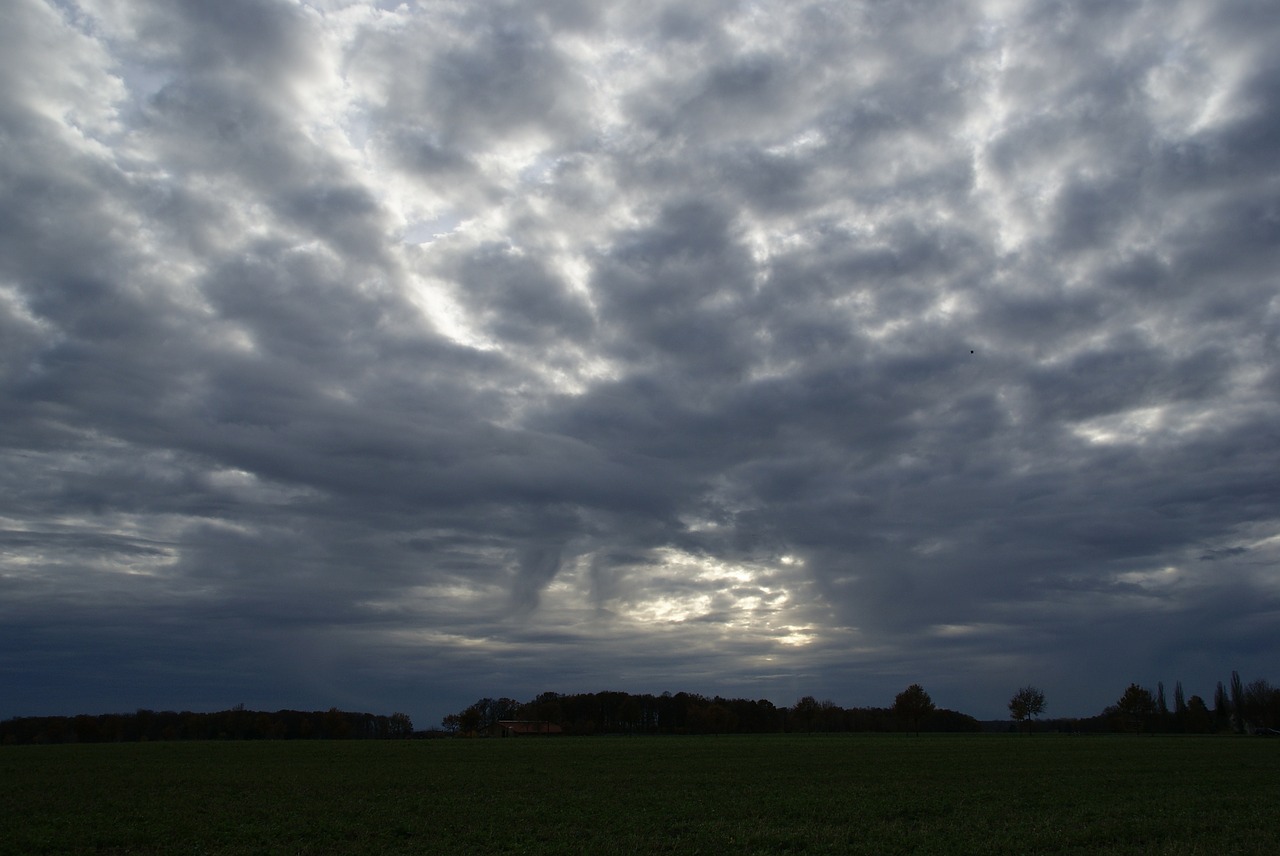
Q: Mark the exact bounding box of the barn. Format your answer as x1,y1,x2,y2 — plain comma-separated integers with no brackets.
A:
490,720,563,737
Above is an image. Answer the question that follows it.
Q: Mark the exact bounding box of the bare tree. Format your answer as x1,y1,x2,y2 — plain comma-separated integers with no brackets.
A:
1008,686,1046,732
388,712,414,738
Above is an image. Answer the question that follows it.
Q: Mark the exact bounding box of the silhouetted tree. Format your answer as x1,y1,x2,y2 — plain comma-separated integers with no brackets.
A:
388,712,413,738
1243,679,1280,732
525,691,564,729
457,706,481,735
690,702,735,734
1008,686,1046,732
790,696,822,733
1115,684,1157,733
923,708,982,732
1185,695,1214,734
893,684,935,735
0,708,412,744
1230,671,1246,733
735,698,781,733
1214,681,1231,730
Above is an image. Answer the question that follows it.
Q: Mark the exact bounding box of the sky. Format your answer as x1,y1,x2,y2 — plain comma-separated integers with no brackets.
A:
2,0,1278,728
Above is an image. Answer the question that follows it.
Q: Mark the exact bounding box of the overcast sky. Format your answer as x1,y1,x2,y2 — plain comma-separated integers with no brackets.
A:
3,0,1278,727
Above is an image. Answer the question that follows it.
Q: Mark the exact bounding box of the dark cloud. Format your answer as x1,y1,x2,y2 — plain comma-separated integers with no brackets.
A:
444,242,594,346
2,0,1278,727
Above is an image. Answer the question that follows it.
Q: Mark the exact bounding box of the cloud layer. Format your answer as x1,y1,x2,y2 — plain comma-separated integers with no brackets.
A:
3,0,1279,723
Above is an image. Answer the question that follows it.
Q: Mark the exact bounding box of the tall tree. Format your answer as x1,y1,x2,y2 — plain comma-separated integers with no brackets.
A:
1008,686,1047,732
1230,671,1246,733
1173,681,1188,732
893,684,935,735
1214,681,1230,730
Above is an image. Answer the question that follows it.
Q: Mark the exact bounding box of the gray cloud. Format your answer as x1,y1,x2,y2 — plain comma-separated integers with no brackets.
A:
2,0,1278,726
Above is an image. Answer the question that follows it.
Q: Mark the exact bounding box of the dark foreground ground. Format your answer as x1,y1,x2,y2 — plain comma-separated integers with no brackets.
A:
2,734,1277,854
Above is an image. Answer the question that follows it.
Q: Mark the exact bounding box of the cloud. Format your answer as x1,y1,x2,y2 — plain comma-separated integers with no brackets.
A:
2,0,1279,726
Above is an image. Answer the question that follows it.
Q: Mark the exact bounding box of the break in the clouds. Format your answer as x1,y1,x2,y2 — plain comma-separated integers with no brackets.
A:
2,0,1279,725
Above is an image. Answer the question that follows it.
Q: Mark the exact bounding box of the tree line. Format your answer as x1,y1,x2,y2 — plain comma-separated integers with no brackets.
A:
0,706,414,745
1075,672,1280,735
445,671,1280,737
441,686,981,736
4,671,1273,744
1006,671,1280,734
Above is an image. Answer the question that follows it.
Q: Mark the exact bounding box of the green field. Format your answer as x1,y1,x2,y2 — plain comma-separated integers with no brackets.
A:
2,735,1277,854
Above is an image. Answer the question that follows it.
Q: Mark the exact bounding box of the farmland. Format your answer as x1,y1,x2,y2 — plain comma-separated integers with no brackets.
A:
2,734,1277,854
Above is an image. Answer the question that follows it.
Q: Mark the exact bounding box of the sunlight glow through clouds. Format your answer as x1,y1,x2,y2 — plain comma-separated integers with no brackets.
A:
1116,566,1182,590
402,272,493,350
602,547,816,649
1070,402,1232,447
1070,405,1168,446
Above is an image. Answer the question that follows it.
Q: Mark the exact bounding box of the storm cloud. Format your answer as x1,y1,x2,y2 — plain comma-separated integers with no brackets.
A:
2,0,1279,725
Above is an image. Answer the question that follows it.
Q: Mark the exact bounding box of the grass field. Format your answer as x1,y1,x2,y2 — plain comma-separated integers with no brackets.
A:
2,734,1277,854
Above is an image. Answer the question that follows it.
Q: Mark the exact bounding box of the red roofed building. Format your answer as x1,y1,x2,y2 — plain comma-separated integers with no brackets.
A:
491,720,563,737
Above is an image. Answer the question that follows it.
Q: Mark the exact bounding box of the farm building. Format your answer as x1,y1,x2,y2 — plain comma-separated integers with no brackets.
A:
490,720,563,737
